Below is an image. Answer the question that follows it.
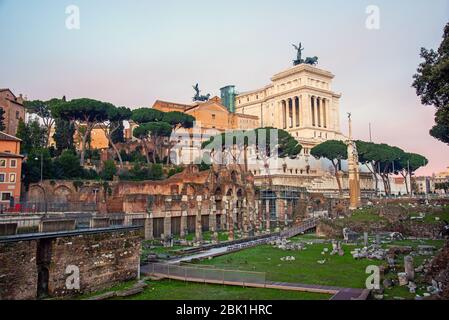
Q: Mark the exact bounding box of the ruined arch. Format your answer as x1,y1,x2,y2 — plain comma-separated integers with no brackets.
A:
53,186,73,203
28,185,46,203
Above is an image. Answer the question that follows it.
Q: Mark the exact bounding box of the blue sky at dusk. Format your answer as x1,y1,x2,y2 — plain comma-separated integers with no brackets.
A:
1,0,448,174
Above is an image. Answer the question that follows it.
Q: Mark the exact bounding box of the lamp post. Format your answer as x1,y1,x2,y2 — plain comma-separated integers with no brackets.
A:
34,150,43,184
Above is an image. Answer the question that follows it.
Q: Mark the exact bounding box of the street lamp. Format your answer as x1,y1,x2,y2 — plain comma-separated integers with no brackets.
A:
34,151,43,184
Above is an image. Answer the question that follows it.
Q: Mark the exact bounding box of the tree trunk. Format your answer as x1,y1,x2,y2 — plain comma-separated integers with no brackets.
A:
400,171,409,195
141,140,151,164
79,122,94,167
332,161,343,197
365,162,379,196
109,135,123,168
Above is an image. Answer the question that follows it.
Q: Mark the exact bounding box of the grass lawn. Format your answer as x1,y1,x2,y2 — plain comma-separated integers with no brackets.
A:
345,208,388,223
193,238,445,290
194,243,383,289
115,280,331,300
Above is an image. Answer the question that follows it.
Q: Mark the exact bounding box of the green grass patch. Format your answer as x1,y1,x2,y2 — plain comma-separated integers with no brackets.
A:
194,243,383,289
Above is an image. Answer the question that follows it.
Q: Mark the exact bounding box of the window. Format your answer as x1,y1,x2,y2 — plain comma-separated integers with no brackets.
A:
0,174,5,183
10,159,17,168
212,114,216,120
1,192,11,201
0,159,6,168
16,111,20,119
9,173,16,183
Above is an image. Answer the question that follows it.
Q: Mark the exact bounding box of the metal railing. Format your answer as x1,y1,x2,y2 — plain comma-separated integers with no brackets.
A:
280,218,319,239
147,262,266,287
0,202,98,214
0,213,147,238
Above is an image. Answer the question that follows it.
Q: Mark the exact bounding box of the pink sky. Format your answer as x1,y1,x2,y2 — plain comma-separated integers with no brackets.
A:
1,0,448,176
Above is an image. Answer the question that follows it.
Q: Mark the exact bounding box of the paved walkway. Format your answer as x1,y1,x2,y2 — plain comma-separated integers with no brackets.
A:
140,266,369,300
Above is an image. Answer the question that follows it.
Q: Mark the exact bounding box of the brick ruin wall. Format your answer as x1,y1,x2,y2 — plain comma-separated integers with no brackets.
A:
0,228,143,300
0,240,38,300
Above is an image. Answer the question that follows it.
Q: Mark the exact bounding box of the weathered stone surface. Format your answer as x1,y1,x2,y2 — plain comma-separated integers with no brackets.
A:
425,241,449,300
48,229,143,297
0,240,38,300
0,228,143,300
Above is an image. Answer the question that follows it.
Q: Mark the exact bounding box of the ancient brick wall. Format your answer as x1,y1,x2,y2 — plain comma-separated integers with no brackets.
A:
47,229,143,297
0,240,38,300
0,228,143,300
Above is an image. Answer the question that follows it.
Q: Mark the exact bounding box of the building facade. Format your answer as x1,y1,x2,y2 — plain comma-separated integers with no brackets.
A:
0,132,23,208
0,89,26,136
235,64,345,154
152,96,259,164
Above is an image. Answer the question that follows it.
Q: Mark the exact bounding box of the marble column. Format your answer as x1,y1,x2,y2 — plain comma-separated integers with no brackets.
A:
163,198,172,240
180,195,188,239
195,196,203,242
322,98,327,128
144,214,154,240
209,196,218,242
282,100,287,129
242,198,249,237
228,199,235,241
311,96,317,127
315,97,323,128
265,200,271,232
163,214,172,240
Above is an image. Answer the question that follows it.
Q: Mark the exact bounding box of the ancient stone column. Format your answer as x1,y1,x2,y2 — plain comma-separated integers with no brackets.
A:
255,200,261,234
404,256,415,281
209,196,218,242
144,214,154,240
180,196,188,239
195,196,203,243
228,199,235,241
163,198,172,241
265,200,271,233
222,197,228,230
242,199,249,237
364,232,368,246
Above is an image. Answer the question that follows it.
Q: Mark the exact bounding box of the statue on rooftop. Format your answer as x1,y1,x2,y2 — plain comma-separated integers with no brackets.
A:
192,83,210,102
292,42,304,64
292,43,318,66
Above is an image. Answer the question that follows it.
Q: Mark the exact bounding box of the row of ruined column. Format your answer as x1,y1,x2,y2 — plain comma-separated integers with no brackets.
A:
144,196,294,242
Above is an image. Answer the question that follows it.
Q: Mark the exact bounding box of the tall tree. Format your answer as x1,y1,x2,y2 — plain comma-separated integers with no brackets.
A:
53,98,112,166
202,127,301,174
53,118,75,153
99,106,131,168
395,152,428,195
162,111,195,164
413,22,449,145
131,108,167,164
24,97,65,146
132,122,172,164
311,140,347,196
16,118,46,155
